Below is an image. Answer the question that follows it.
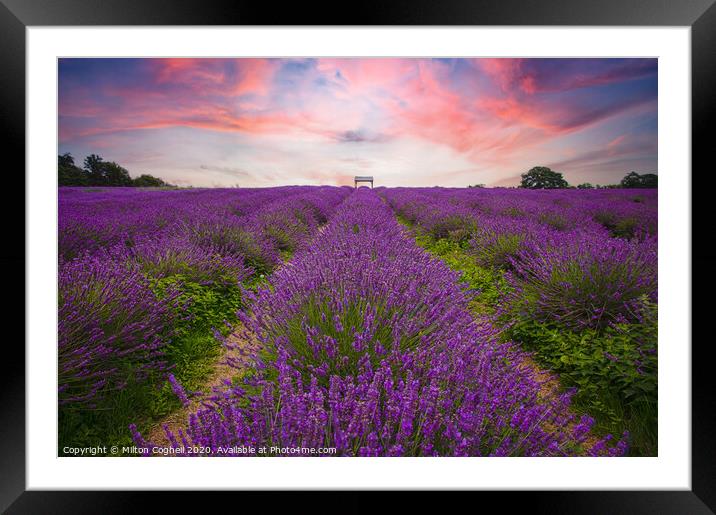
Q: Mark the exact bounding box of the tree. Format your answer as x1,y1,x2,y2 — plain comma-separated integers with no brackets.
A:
102,161,133,186
577,183,594,189
620,171,657,189
59,152,75,168
520,166,569,189
468,183,486,188
58,153,89,186
82,154,133,186
639,174,658,188
133,174,168,187
83,154,106,185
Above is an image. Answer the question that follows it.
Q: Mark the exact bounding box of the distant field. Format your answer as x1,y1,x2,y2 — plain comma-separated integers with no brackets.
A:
58,186,657,457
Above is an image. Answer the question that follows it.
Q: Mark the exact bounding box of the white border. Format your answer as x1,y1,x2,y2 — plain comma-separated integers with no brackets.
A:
27,27,691,490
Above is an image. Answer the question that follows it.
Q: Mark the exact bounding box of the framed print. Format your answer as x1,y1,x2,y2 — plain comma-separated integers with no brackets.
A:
3,0,714,512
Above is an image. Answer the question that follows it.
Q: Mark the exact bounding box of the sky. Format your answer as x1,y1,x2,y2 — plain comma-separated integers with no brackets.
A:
58,58,657,188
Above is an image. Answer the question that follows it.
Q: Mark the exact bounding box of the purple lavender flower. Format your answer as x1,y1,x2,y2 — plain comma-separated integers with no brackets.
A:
167,373,190,407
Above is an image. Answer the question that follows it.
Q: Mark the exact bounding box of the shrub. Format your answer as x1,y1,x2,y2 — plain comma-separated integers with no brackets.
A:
510,310,657,412
593,210,618,231
501,207,526,218
509,303,657,455
503,233,657,330
473,232,525,270
612,217,640,240
58,250,178,408
538,211,571,231
428,215,474,241
134,235,251,287
593,211,641,239
187,221,278,275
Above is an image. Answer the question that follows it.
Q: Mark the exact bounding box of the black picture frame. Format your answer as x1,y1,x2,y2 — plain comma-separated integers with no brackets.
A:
2,0,712,512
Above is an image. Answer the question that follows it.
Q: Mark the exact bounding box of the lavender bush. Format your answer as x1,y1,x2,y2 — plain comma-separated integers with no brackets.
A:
503,232,657,330
58,248,179,408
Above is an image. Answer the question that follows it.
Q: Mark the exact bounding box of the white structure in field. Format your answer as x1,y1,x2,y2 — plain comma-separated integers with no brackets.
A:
354,176,374,188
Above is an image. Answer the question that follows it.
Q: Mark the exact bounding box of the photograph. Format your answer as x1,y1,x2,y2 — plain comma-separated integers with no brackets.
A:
3,0,709,507
57,57,658,458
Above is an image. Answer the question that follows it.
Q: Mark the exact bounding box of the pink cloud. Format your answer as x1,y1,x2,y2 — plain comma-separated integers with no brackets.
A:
59,58,657,187
476,58,656,95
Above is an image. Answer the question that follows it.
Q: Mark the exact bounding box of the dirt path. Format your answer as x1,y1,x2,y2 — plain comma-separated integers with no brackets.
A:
146,322,259,447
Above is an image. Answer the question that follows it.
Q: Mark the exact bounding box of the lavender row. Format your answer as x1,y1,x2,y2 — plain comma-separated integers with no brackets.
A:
133,189,625,456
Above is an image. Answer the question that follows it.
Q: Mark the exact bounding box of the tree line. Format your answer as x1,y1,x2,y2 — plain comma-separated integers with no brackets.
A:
58,153,174,187
516,166,657,190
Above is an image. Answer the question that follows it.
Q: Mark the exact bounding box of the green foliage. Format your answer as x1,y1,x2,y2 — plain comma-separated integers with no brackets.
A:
593,211,640,239
428,215,475,242
577,183,594,189
151,275,243,335
501,207,526,218
164,331,224,392
133,174,169,187
520,166,569,189
538,211,570,231
612,218,640,239
474,233,524,270
58,153,172,188
411,230,508,312
58,153,90,186
620,171,658,189
508,304,657,456
593,210,618,230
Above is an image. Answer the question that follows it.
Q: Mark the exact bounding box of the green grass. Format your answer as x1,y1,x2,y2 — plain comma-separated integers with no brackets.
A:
398,216,508,313
58,329,222,455
398,215,657,456
509,319,657,456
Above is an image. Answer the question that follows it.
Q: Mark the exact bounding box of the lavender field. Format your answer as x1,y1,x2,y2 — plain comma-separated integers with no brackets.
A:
59,186,657,457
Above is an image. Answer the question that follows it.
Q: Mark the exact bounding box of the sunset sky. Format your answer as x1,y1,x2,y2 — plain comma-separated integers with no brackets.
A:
58,58,657,188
